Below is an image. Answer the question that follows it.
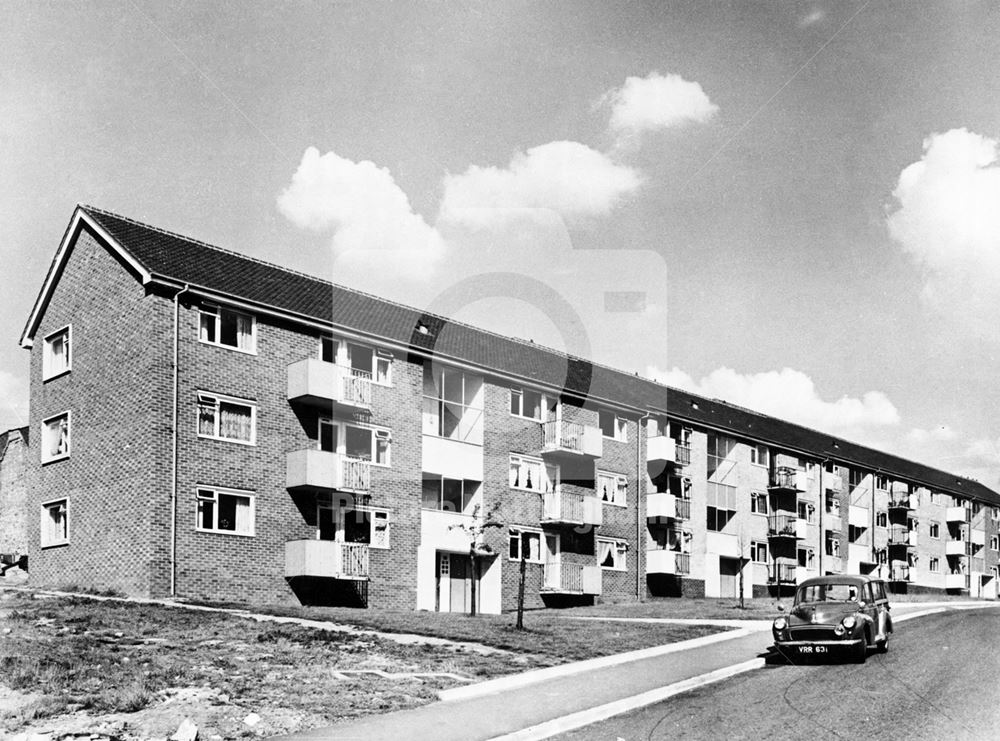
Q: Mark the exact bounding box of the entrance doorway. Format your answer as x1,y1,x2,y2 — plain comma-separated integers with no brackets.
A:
719,557,741,599
437,552,477,613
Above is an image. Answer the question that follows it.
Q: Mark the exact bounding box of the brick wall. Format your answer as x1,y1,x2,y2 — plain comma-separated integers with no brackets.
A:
0,430,30,556
27,227,174,596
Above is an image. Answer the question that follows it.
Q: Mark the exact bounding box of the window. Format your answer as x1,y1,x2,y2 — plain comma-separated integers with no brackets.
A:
510,387,552,420
750,491,768,515
198,304,255,352
509,529,542,562
42,326,71,380
825,490,841,516
750,444,769,467
875,511,887,528
348,343,392,385
321,335,338,363
991,536,999,551
797,548,815,569
42,412,71,462
929,522,940,539
706,433,737,479
798,501,815,524
706,482,737,532
422,366,484,444
422,477,481,514
598,538,628,570
848,525,866,544
874,475,887,491
929,557,940,573
196,488,255,535
751,541,768,564
319,503,390,548
346,425,391,466
599,410,627,441
509,454,557,493
849,468,866,489
197,393,256,444
597,471,628,506
824,530,840,557
41,499,68,547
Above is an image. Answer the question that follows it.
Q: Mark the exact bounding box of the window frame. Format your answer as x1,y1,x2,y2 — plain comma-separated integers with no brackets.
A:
597,537,628,571
929,522,940,539
798,501,815,524
750,491,768,515
40,497,69,548
197,392,257,445
198,303,257,354
991,535,999,551
509,386,550,421
508,528,543,563
749,444,769,468
598,410,628,442
40,411,71,463
929,557,940,573
422,475,482,514
597,470,628,507
42,325,72,381
509,454,558,493
751,540,769,564
195,487,256,537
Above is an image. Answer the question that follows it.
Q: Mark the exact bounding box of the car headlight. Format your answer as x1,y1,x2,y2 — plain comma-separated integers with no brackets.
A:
773,617,787,631
842,615,857,629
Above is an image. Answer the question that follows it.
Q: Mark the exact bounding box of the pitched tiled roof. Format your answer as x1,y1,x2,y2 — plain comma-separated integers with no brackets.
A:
76,206,1000,505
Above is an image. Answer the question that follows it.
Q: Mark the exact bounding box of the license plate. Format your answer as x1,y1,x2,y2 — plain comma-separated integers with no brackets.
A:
798,645,827,654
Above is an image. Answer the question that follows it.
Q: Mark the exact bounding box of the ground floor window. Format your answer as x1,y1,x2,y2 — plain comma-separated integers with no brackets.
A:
508,528,542,562
41,499,68,547
929,557,940,573
197,488,255,535
797,548,815,569
597,537,627,570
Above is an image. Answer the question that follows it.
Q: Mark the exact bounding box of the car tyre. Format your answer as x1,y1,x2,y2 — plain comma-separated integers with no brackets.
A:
876,635,889,654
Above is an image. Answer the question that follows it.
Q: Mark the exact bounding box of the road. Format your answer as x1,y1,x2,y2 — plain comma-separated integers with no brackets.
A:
554,609,1000,741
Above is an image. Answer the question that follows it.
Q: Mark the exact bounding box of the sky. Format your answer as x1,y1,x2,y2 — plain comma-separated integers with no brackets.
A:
3,1,1000,485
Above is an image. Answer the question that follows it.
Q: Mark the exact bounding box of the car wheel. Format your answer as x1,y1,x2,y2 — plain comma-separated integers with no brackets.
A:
876,635,889,654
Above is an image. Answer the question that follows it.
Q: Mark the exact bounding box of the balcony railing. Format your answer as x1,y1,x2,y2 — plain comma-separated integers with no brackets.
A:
284,540,370,580
542,491,602,527
542,561,602,594
675,444,691,466
286,450,372,493
541,420,602,459
676,498,691,520
887,526,914,547
888,495,913,511
769,466,805,491
767,513,804,539
769,562,797,584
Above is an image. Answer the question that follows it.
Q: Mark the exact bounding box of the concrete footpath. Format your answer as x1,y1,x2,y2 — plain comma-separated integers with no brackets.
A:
276,602,995,741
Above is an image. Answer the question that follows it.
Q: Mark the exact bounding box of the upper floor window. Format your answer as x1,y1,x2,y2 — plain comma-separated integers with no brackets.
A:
750,491,768,515
849,468,866,489
199,304,255,353
798,501,815,523
41,412,70,463
42,326,71,380
509,454,557,493
422,366,483,445
825,530,840,557
751,541,769,563
875,511,887,528
706,482,737,532
825,490,841,516
597,471,628,507
599,410,627,442
349,343,392,385
706,433,737,480
991,536,999,551
41,498,69,547
929,522,940,539
197,393,256,445
318,418,391,465
749,444,769,468
196,487,255,536
422,476,481,514
510,387,553,420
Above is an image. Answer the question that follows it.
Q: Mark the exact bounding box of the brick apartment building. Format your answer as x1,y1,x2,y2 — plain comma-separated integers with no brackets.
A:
0,426,30,561
17,206,1000,611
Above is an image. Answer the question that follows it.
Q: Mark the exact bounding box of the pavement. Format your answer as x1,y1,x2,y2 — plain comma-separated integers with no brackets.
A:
274,601,997,741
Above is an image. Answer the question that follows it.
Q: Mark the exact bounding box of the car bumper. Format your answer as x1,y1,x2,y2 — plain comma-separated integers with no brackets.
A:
774,638,864,656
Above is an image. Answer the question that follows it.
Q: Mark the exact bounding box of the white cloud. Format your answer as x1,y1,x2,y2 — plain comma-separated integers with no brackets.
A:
800,9,825,27
277,147,445,278
438,141,642,229
606,72,718,143
887,128,1000,330
906,425,958,444
647,365,899,438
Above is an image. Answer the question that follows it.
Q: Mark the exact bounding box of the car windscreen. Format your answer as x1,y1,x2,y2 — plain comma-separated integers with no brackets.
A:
796,583,860,603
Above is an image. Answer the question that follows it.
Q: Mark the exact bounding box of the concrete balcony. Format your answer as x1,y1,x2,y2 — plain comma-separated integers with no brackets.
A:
970,528,986,547
945,573,970,590
706,531,740,558
646,494,692,521
768,466,806,492
286,449,371,494
540,420,602,460
284,540,369,580
887,527,915,548
542,562,602,594
646,436,690,474
287,359,372,413
541,491,602,528
767,513,807,540
889,564,910,582
946,539,971,557
946,506,971,523
646,549,691,575
824,556,843,573
848,543,873,566
825,472,844,492
848,505,869,528
888,493,914,512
